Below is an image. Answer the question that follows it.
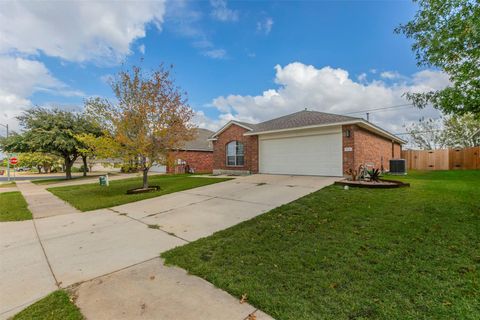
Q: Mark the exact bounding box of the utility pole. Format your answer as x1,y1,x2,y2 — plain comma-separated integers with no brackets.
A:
366,112,370,122
0,123,9,181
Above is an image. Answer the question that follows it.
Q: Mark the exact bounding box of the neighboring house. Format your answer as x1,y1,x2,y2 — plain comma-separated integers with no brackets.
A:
151,128,214,174
209,110,405,176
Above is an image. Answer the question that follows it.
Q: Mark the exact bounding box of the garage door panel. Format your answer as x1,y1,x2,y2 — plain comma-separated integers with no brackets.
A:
259,133,342,176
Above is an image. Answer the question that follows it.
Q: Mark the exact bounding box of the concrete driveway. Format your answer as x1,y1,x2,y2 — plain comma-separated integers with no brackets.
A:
0,174,336,319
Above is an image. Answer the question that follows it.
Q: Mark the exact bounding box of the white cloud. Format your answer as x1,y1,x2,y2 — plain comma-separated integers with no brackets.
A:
0,1,166,63
203,49,227,59
206,62,450,133
210,0,238,22
138,44,146,55
357,73,367,82
166,1,227,59
193,110,225,131
380,71,402,79
0,56,83,131
257,17,274,35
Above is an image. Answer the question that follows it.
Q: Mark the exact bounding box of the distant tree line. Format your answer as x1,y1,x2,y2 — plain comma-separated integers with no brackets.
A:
405,113,480,150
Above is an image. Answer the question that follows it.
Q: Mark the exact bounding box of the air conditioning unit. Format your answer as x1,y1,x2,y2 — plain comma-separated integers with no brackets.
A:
389,159,406,175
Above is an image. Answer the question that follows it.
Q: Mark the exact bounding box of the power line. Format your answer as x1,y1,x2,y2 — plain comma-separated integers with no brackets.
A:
345,103,414,115
394,129,444,135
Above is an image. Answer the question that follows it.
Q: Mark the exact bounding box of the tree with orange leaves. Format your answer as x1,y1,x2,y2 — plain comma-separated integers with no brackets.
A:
86,64,196,190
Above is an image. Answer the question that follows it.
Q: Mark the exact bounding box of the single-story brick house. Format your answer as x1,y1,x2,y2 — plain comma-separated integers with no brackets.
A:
151,128,214,174
209,110,405,176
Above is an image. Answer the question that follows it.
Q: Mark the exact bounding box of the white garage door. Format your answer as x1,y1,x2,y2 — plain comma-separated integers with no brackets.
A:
259,132,343,176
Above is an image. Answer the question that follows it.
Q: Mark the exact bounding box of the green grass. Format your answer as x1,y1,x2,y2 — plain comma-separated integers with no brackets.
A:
0,191,32,221
0,181,15,188
13,290,83,320
48,174,230,211
162,170,480,320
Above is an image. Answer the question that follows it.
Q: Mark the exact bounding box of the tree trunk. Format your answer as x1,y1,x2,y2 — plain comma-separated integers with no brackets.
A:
82,155,88,177
142,156,149,189
37,166,42,174
142,168,149,189
64,156,74,180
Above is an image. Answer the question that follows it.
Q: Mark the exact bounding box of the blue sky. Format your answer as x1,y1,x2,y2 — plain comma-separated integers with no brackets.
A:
0,0,449,134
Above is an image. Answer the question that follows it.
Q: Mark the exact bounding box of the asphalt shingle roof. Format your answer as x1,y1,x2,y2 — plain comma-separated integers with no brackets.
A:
180,128,214,151
249,110,361,133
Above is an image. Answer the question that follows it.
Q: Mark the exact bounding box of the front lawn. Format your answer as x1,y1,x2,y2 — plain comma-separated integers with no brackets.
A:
162,170,480,320
0,191,32,221
48,174,230,211
13,290,83,320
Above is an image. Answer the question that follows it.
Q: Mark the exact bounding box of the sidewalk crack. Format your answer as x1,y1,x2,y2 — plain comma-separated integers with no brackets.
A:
32,219,61,288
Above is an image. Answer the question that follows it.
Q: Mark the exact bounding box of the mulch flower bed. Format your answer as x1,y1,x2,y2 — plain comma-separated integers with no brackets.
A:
126,185,161,194
335,179,410,189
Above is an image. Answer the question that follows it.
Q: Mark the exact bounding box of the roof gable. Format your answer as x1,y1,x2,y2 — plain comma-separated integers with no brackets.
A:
209,120,256,139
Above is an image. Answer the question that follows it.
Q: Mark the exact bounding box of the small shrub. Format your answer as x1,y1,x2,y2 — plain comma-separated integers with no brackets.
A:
368,168,381,182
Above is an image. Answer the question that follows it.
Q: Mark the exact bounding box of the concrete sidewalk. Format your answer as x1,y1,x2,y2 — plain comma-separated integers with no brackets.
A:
0,220,58,318
74,258,272,320
15,181,80,218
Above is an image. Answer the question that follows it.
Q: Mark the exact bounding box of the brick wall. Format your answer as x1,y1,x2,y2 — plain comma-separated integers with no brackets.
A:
342,124,402,173
167,150,213,174
212,124,258,174
342,124,356,173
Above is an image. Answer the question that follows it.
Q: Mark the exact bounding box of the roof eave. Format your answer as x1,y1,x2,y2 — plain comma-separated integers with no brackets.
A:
177,148,213,152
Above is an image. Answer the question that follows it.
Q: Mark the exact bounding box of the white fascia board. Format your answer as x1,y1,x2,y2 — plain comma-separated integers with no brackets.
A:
244,120,406,144
358,121,407,144
209,120,253,139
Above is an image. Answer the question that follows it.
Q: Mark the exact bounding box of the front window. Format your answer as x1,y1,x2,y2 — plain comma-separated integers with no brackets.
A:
226,141,244,166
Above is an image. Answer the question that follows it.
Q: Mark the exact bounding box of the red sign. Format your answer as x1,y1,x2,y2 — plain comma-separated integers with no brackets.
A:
9,157,18,165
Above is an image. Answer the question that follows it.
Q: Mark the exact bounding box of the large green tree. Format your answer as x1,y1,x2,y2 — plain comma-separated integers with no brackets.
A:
2,108,101,179
76,113,103,176
396,0,479,115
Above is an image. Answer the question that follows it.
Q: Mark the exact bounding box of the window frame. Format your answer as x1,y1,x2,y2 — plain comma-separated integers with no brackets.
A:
226,141,245,167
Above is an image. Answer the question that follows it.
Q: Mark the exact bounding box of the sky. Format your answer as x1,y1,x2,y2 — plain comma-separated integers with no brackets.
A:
0,0,450,138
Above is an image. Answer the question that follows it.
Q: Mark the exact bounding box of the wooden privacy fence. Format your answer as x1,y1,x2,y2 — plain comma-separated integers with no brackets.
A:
401,147,480,170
